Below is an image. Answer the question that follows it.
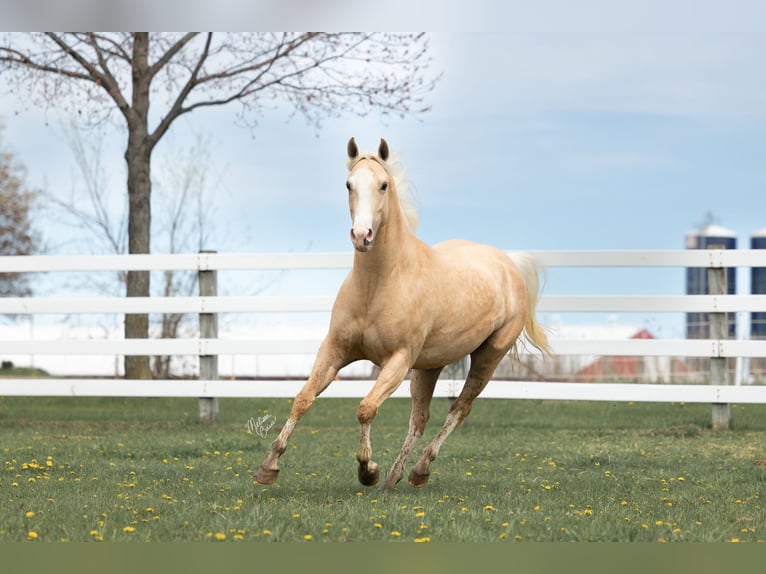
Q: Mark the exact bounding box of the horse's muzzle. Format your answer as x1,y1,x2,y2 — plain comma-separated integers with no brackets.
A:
351,227,374,251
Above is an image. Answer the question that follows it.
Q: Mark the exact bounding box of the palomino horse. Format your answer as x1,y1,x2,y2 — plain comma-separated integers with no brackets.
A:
255,138,551,490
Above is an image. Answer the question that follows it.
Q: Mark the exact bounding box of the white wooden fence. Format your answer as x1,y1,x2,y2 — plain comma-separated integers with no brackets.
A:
1,250,766,426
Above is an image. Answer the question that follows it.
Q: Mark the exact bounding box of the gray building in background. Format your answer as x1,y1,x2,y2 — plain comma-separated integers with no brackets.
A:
685,223,737,340
752,228,766,380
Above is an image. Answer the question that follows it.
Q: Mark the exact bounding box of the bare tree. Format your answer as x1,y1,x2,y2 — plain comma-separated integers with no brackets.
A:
0,32,438,379
0,122,39,297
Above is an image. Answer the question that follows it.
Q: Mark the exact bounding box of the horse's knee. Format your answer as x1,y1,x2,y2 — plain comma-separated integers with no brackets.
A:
357,400,378,424
291,393,315,419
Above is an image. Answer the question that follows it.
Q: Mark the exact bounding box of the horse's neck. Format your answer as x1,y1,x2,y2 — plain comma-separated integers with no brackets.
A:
352,201,422,282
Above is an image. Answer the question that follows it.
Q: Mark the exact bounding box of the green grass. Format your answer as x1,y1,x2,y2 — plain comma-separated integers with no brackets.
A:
1,395,765,542
0,366,50,377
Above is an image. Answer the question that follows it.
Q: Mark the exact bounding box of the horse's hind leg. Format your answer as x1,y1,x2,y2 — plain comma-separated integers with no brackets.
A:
254,339,347,485
408,335,516,487
381,367,441,491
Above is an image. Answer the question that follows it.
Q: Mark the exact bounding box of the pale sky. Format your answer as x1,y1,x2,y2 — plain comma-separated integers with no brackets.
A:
2,1,766,339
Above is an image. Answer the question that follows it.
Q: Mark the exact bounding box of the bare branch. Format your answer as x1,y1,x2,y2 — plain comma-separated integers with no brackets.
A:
148,33,210,149
84,33,131,119
147,32,199,79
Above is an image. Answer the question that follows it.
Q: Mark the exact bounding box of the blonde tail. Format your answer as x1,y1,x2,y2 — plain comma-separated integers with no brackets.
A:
509,252,553,359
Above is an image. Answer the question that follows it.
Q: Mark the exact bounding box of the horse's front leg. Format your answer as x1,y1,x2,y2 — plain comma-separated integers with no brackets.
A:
356,351,411,486
254,339,347,485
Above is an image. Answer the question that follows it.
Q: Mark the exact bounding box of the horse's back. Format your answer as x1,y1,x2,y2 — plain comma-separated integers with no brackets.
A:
431,239,515,278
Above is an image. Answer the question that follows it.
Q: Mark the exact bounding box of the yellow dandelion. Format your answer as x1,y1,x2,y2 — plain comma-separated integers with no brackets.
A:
583,508,593,516
28,531,39,540
414,536,431,543
303,534,313,541
533,505,541,512
123,526,136,533
484,505,496,512
262,529,272,536
234,534,244,541
373,522,383,528
25,511,35,518
415,511,425,517
391,530,401,537
729,538,740,543
514,534,523,541
465,472,473,477
214,532,226,541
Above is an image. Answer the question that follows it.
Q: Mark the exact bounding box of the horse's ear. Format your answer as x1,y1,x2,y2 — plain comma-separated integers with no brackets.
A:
378,138,389,162
347,137,359,161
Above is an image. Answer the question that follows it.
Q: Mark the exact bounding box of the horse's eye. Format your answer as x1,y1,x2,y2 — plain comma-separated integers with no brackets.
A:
380,181,388,192
346,181,351,191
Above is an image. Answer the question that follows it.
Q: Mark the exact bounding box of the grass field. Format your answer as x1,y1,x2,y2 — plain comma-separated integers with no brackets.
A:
1,394,765,542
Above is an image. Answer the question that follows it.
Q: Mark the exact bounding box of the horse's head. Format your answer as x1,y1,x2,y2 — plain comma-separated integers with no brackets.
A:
346,137,392,252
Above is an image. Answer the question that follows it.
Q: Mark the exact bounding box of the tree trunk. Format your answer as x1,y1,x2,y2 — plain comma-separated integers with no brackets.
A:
124,33,153,380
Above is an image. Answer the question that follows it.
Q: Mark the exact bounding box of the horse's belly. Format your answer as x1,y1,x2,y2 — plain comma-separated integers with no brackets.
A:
413,322,497,369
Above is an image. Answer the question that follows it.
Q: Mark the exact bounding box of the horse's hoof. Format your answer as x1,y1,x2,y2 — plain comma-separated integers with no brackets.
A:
408,468,430,488
358,461,380,486
254,466,279,485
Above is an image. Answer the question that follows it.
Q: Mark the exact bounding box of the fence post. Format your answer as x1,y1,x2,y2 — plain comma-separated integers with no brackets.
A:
709,260,730,430
198,250,219,423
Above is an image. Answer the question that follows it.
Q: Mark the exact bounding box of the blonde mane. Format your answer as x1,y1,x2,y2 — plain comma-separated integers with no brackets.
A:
347,150,419,233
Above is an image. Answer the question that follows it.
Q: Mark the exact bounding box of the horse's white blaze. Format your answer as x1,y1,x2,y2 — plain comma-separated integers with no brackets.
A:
348,165,378,246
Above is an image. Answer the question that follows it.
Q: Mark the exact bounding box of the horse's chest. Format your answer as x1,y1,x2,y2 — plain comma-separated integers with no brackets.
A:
351,304,421,361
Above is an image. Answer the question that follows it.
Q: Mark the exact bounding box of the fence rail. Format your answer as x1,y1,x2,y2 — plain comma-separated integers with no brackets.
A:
2,294,766,315
2,250,766,426
3,249,766,271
